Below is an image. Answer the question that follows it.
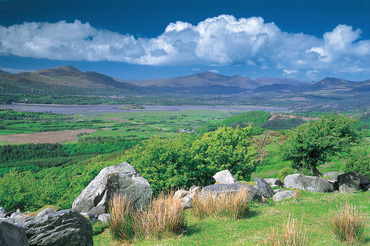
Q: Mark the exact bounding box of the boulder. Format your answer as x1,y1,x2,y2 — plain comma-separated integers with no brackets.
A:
273,190,296,202
337,172,361,193
173,190,189,200
0,207,7,218
25,209,93,246
36,208,56,219
81,212,97,223
213,170,238,184
284,174,334,192
363,184,370,192
255,178,274,198
97,214,110,224
0,221,29,246
72,162,152,216
202,183,262,202
264,178,283,187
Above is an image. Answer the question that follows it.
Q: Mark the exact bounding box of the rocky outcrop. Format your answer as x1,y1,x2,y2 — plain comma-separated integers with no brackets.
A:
0,221,29,246
202,183,262,202
284,174,334,192
273,190,296,202
264,178,283,187
213,170,238,184
72,162,152,216
255,178,274,198
25,209,93,246
337,172,361,193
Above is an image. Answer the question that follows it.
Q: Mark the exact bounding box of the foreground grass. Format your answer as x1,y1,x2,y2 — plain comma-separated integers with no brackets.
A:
94,191,369,246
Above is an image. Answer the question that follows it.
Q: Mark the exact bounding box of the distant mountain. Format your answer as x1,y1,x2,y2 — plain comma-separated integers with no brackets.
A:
0,66,145,95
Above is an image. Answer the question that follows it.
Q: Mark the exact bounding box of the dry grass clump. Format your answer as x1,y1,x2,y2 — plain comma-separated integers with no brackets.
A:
108,192,187,243
192,187,249,220
264,214,309,246
330,203,366,245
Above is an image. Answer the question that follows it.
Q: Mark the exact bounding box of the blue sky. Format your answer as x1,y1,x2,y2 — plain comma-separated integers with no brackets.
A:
0,0,369,81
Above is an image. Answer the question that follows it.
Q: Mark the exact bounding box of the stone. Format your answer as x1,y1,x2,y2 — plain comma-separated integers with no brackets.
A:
202,183,262,202
255,178,274,198
173,190,189,200
273,189,284,194
72,162,152,216
284,174,334,192
97,214,110,224
0,207,7,218
189,186,201,193
264,178,283,187
180,195,193,209
363,184,370,192
337,172,361,193
0,221,29,246
81,212,97,223
36,208,56,219
213,170,238,184
25,209,93,246
273,190,296,202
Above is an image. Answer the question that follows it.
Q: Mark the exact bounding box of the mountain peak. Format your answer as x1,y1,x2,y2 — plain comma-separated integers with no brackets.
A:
22,66,82,76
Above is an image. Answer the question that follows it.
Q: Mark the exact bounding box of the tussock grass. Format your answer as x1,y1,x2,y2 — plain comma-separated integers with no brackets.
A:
330,203,366,245
192,187,249,220
264,214,308,246
108,192,187,244
133,192,187,240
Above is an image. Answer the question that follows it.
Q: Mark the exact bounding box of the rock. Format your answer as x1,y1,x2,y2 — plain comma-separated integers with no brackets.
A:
81,212,97,223
36,208,56,219
363,184,370,192
213,170,238,184
358,173,370,187
202,183,262,202
72,162,152,216
9,210,33,227
0,221,29,246
273,190,296,202
180,195,193,208
284,174,334,192
189,186,201,193
264,178,283,187
25,209,93,246
322,171,344,182
337,172,361,193
173,190,189,200
0,207,7,218
255,178,274,198
97,214,110,224
273,189,284,194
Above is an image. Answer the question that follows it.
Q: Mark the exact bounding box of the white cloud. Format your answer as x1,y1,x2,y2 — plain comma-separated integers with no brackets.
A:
0,15,369,77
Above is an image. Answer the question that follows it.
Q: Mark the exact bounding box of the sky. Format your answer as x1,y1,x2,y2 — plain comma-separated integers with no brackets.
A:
0,0,369,81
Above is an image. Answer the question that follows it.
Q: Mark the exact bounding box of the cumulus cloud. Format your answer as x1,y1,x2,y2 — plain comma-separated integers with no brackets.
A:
0,15,369,76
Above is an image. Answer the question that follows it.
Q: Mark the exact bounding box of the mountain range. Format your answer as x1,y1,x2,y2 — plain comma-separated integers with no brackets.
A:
0,66,369,106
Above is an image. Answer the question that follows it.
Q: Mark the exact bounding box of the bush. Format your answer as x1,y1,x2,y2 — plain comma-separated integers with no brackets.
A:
344,147,370,179
330,203,366,244
264,214,309,246
192,188,250,220
278,167,294,181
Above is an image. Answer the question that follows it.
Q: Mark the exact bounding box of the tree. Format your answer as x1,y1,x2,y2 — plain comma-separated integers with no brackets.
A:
281,113,361,176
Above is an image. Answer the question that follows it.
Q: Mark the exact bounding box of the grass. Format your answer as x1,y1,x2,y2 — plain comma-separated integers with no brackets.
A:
330,203,367,245
192,188,250,220
94,191,370,246
264,214,309,246
108,192,187,244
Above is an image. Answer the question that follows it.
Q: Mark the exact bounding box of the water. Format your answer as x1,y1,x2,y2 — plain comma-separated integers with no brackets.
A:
0,104,289,114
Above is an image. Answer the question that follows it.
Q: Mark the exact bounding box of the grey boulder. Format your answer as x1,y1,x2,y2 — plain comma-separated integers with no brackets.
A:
284,174,334,192
273,190,296,202
255,178,274,198
36,208,56,219
213,170,238,184
72,162,152,216
337,172,362,193
25,209,93,246
0,208,7,219
97,214,110,224
202,183,262,202
264,178,283,187
0,221,29,246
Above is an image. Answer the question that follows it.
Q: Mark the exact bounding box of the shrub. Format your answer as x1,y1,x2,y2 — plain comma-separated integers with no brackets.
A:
92,221,109,236
264,214,308,246
192,188,249,220
330,203,366,244
278,167,294,181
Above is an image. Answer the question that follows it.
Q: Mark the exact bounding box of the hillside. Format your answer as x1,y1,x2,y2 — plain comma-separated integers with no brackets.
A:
0,66,145,95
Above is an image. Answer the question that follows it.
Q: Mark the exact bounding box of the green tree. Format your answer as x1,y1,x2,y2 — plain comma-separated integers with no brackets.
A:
281,114,361,176
344,147,370,178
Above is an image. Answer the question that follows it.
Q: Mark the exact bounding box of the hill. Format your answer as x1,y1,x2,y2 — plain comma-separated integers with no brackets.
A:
0,66,145,95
